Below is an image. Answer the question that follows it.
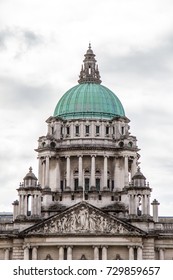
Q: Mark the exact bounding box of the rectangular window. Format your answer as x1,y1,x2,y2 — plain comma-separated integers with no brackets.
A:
85,178,89,191
96,178,100,191
85,125,90,134
75,125,79,135
121,126,125,135
61,126,63,136
60,180,64,191
96,125,100,135
66,126,70,135
74,178,78,191
106,126,109,135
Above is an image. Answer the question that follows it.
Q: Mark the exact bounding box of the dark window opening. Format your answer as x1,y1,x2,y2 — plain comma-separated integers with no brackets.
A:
74,178,79,191
96,178,100,191
85,125,90,134
60,180,64,191
106,126,109,135
75,125,79,135
96,125,100,134
66,126,70,135
85,178,89,191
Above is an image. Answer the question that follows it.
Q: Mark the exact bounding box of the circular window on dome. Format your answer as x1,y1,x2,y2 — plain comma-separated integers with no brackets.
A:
119,141,124,147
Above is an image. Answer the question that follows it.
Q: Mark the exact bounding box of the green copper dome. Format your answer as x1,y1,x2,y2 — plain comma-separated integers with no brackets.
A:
53,83,125,120
53,45,125,120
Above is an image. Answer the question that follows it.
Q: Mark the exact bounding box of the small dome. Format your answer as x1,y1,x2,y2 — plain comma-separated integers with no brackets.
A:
132,167,146,180
53,83,125,120
23,167,37,180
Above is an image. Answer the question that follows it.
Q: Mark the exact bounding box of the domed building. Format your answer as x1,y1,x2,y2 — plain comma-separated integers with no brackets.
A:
1,45,173,260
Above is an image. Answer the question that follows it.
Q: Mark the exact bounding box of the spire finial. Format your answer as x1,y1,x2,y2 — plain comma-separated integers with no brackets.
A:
29,167,32,173
78,45,102,84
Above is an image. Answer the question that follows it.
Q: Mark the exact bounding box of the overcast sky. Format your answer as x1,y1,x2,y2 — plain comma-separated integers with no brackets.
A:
0,0,173,216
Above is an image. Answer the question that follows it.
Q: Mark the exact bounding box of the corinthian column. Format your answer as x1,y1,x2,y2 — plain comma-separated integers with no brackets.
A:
93,246,99,260
32,246,38,260
90,155,96,190
4,248,10,260
66,156,71,189
78,155,83,189
124,155,129,186
102,246,107,260
103,156,108,189
45,156,50,187
67,246,73,260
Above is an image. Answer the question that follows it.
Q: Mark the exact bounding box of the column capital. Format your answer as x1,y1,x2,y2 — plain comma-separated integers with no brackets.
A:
4,247,11,252
31,245,39,249
91,154,96,158
23,244,30,250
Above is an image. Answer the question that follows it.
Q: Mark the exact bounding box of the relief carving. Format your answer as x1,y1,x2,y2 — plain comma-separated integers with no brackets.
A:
30,204,128,234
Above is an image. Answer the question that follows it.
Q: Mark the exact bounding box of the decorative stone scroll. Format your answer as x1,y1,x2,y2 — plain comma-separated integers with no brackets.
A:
29,204,129,235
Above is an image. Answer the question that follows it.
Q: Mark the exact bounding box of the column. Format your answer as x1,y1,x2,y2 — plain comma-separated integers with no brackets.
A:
151,199,160,222
142,195,145,215
91,155,96,189
147,195,150,215
134,195,138,215
42,159,46,187
67,246,73,260
131,157,137,178
128,246,134,260
102,246,107,260
24,195,28,216
137,246,143,260
20,194,24,215
32,246,38,260
114,157,121,190
33,194,37,215
159,248,165,260
31,194,34,215
59,246,64,260
129,194,132,215
37,195,41,216
38,157,42,185
23,245,30,260
103,156,108,189
56,157,61,191
124,156,129,186
78,156,83,188
45,156,50,187
66,156,70,189
4,248,10,260
93,246,99,260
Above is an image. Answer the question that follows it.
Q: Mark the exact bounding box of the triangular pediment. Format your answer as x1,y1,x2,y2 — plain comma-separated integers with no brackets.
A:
20,202,145,236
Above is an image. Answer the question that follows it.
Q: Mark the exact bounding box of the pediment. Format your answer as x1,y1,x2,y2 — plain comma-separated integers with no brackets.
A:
21,202,145,236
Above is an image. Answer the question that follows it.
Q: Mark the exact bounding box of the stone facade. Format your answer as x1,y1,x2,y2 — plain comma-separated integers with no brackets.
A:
1,45,173,260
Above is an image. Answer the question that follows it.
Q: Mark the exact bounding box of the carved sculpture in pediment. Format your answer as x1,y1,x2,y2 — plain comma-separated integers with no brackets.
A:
29,205,128,234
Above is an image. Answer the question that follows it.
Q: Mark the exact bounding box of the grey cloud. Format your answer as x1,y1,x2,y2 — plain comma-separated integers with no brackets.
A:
100,33,173,79
0,76,56,111
0,27,44,53
0,29,13,49
22,30,44,48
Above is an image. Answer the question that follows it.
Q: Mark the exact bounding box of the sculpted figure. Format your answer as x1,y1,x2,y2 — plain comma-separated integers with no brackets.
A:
79,207,89,230
89,211,96,231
